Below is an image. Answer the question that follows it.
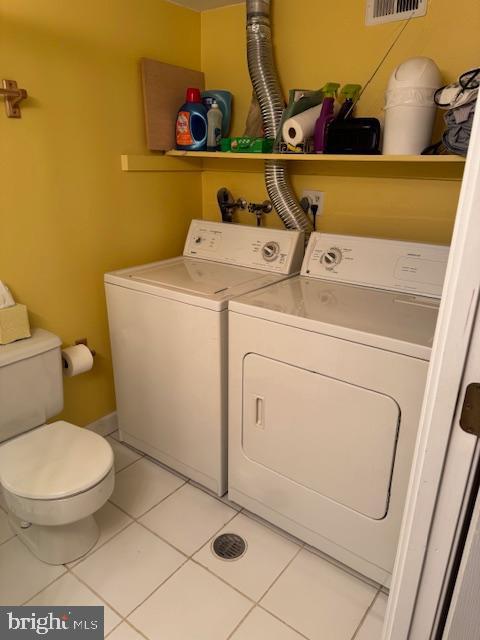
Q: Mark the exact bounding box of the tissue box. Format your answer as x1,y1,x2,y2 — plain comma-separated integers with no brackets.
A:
0,304,31,344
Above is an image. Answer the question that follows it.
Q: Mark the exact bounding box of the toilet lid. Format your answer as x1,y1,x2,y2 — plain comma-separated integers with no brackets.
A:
0,421,114,500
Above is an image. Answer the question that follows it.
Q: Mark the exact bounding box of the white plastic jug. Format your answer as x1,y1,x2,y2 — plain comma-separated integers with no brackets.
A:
383,57,441,155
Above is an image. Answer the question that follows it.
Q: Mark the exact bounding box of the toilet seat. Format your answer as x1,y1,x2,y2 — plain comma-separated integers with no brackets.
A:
2,468,115,526
2,467,115,526
0,420,114,500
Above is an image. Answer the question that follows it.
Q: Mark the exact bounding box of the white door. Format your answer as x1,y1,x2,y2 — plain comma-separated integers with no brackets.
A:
384,101,480,638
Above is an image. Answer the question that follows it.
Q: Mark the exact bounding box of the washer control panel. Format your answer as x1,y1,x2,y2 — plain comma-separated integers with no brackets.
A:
301,233,449,298
184,220,304,274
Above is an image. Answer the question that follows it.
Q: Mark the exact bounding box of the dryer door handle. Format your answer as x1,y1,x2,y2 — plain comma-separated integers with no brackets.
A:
255,396,265,429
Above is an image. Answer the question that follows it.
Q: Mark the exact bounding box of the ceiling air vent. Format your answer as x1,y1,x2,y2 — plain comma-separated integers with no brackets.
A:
366,0,427,25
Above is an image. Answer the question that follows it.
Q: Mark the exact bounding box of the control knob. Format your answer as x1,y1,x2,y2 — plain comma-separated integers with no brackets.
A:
321,247,342,270
262,241,280,262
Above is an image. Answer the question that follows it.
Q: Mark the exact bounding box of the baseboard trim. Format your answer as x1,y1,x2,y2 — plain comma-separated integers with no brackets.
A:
85,412,118,437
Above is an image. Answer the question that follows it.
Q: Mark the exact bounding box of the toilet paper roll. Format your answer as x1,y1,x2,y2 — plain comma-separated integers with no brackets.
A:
62,344,94,377
282,103,324,146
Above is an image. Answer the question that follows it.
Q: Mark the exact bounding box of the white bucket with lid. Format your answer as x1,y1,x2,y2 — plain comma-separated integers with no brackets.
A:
382,57,441,155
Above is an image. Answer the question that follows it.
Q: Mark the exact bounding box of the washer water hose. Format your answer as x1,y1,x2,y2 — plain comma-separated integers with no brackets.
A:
246,0,312,234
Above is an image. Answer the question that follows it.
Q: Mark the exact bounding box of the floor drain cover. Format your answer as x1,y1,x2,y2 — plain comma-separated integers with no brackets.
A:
212,533,247,561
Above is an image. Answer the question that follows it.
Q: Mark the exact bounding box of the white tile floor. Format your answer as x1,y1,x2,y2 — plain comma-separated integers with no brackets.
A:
0,431,388,639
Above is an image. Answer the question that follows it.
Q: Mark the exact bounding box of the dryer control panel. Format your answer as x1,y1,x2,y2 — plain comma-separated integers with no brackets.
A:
301,233,449,298
183,220,304,274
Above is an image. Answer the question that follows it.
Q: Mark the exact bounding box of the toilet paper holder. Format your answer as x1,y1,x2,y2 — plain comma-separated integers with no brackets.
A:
74,338,96,357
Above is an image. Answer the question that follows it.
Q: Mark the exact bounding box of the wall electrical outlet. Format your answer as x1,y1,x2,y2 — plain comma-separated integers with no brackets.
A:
301,190,324,215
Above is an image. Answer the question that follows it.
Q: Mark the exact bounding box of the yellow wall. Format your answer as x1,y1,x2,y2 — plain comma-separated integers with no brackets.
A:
0,0,201,425
1,0,478,427
201,0,479,243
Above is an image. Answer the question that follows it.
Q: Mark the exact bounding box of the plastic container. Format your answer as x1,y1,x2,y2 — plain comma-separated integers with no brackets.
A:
382,57,441,155
207,101,223,151
202,90,232,136
175,88,208,151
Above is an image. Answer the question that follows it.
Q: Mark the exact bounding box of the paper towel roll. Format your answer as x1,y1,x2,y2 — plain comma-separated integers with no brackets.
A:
282,104,323,146
62,344,94,377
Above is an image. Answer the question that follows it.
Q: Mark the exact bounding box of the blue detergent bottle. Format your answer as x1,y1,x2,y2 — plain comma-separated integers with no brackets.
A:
175,88,208,151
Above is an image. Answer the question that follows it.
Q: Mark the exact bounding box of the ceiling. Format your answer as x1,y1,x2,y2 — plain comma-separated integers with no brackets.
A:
168,0,244,11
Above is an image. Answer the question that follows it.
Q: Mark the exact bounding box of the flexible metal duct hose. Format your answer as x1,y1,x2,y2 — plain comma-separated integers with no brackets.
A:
246,0,312,233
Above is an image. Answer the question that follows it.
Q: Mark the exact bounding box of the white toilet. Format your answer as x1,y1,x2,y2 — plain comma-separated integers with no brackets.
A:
0,328,114,565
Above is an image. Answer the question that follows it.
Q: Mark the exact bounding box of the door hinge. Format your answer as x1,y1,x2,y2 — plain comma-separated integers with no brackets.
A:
460,383,480,437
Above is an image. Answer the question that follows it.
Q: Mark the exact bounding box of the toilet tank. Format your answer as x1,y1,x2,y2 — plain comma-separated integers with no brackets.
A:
0,329,63,443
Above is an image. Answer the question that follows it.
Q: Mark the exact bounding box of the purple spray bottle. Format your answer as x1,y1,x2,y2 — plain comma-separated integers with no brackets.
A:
314,83,340,153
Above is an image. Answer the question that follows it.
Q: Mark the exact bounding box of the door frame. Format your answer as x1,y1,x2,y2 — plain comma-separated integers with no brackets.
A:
442,452,480,638
384,100,480,639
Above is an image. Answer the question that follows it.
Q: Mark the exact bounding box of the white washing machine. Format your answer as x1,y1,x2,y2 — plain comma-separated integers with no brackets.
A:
104,220,304,496
228,232,449,583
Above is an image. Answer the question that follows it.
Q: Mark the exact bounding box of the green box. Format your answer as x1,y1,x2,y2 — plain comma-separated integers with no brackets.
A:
223,137,274,153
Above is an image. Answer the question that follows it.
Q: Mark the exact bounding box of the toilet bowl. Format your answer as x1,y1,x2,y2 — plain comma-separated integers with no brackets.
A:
0,421,114,565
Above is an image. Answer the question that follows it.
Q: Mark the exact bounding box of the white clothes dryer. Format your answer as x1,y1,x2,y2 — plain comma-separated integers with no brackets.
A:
228,233,449,583
104,220,304,496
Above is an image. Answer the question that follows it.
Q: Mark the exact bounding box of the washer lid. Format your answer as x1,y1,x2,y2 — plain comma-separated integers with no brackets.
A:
0,421,114,500
229,276,440,360
105,257,290,311
128,259,267,295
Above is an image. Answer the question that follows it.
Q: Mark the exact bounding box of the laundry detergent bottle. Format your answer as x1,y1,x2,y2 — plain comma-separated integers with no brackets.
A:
314,83,340,153
175,88,208,151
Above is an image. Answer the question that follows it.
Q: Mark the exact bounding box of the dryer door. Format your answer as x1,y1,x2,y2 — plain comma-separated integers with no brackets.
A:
243,354,400,519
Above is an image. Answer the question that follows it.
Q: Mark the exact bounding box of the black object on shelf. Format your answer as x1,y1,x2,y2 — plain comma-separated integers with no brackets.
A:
325,118,381,155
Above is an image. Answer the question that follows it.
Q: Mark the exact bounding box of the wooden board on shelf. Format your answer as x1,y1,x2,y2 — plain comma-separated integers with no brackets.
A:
165,149,465,163
121,152,464,180
140,58,204,151
120,154,201,172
